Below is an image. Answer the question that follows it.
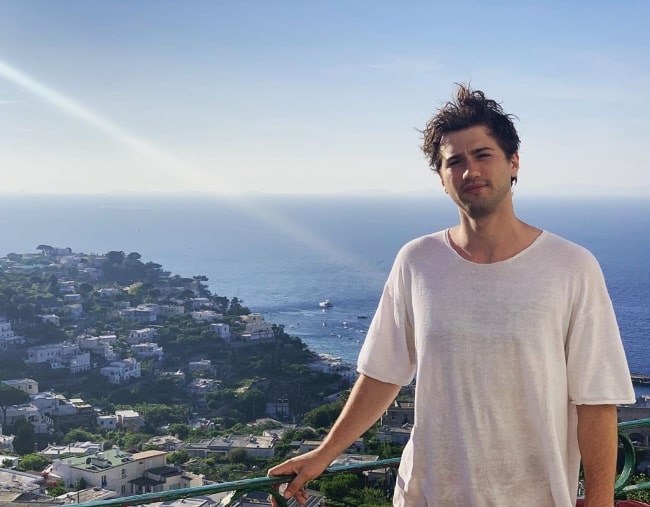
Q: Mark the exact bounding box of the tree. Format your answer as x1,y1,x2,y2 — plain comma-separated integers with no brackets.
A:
106,251,125,264
78,282,94,296
12,417,36,455
168,423,190,440
319,472,360,501
47,275,59,295
36,244,54,256
126,252,142,262
236,388,266,421
166,449,189,465
0,384,30,427
360,486,387,506
228,448,253,466
227,297,250,316
63,428,98,444
48,480,67,497
74,477,88,491
302,400,344,429
17,453,49,472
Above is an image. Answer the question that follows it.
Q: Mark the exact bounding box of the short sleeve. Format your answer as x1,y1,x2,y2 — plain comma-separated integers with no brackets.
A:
566,253,635,405
357,248,417,386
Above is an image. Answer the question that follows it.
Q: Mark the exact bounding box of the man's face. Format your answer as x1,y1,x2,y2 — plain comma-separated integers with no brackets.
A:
438,125,519,219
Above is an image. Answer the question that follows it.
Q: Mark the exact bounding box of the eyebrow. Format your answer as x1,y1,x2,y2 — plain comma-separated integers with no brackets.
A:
443,146,494,165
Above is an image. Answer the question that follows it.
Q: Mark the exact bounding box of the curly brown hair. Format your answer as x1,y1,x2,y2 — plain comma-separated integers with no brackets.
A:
420,84,520,183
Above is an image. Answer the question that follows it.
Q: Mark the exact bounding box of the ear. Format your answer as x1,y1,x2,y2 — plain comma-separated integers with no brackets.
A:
510,152,520,179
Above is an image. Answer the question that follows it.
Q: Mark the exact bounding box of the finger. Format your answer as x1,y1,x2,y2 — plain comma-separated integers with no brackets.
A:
267,460,294,477
283,476,308,500
296,488,309,505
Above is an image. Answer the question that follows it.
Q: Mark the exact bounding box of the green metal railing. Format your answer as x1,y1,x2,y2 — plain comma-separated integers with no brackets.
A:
72,457,401,507
70,419,650,506
617,418,650,496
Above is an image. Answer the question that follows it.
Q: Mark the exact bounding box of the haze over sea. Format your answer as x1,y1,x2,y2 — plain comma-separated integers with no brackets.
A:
2,194,649,375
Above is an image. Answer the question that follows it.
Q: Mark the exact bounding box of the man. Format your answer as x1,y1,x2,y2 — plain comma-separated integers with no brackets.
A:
268,84,635,506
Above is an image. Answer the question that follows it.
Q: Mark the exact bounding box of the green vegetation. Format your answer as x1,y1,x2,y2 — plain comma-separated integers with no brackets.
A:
0,248,403,504
0,248,355,449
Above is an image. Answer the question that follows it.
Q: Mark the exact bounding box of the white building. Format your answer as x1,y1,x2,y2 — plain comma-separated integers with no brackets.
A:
66,303,84,319
0,435,15,451
97,287,123,297
78,335,118,361
2,378,38,395
160,370,186,382
25,342,90,373
120,304,158,323
210,322,230,340
52,351,91,374
184,434,278,459
190,297,213,309
38,314,60,326
5,404,48,433
127,327,156,344
115,410,144,431
145,435,184,452
158,305,185,317
0,468,44,502
100,358,141,384
56,486,116,504
308,354,357,382
97,415,118,431
191,310,221,322
0,453,19,466
40,441,103,459
26,343,67,364
240,313,267,324
188,378,220,396
46,449,203,498
78,266,102,280
52,247,73,257
30,392,79,417
188,359,213,374
0,316,25,349
240,313,274,341
131,342,164,360
63,293,82,303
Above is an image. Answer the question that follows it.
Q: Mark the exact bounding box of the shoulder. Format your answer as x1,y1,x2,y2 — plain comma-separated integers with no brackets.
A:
537,231,602,271
396,230,448,263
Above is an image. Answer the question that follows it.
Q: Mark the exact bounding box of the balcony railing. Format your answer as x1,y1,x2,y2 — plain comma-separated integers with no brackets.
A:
70,418,650,507
71,457,400,507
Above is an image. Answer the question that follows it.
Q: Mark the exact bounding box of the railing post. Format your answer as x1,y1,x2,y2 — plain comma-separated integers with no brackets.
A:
616,430,636,495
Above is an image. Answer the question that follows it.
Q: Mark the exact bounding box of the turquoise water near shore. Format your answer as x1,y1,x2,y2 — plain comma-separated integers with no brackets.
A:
1,194,649,374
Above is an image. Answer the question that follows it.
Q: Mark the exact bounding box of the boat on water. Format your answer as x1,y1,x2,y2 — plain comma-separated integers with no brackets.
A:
357,315,368,319
319,299,333,308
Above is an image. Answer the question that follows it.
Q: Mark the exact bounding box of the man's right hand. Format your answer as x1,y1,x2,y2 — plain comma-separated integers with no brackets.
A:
267,449,332,506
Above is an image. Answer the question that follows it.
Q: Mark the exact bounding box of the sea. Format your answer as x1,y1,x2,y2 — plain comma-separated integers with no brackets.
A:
1,193,649,380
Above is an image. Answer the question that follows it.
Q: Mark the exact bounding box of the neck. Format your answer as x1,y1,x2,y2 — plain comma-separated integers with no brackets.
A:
449,209,540,264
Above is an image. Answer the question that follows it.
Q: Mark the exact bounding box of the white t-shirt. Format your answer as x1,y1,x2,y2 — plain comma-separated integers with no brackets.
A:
358,230,635,507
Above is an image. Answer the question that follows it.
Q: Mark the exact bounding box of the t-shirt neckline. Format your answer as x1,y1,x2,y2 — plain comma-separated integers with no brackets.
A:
443,228,547,266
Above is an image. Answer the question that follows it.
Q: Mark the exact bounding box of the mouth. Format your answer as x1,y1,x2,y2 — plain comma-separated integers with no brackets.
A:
462,183,488,193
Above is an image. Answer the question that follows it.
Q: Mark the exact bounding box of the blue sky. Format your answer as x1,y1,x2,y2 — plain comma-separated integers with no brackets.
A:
1,1,649,196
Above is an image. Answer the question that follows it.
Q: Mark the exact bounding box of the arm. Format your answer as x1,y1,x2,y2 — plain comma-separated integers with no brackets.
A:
267,374,401,504
576,404,618,507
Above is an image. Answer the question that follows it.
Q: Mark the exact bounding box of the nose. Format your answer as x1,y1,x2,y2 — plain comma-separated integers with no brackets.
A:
462,159,480,179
